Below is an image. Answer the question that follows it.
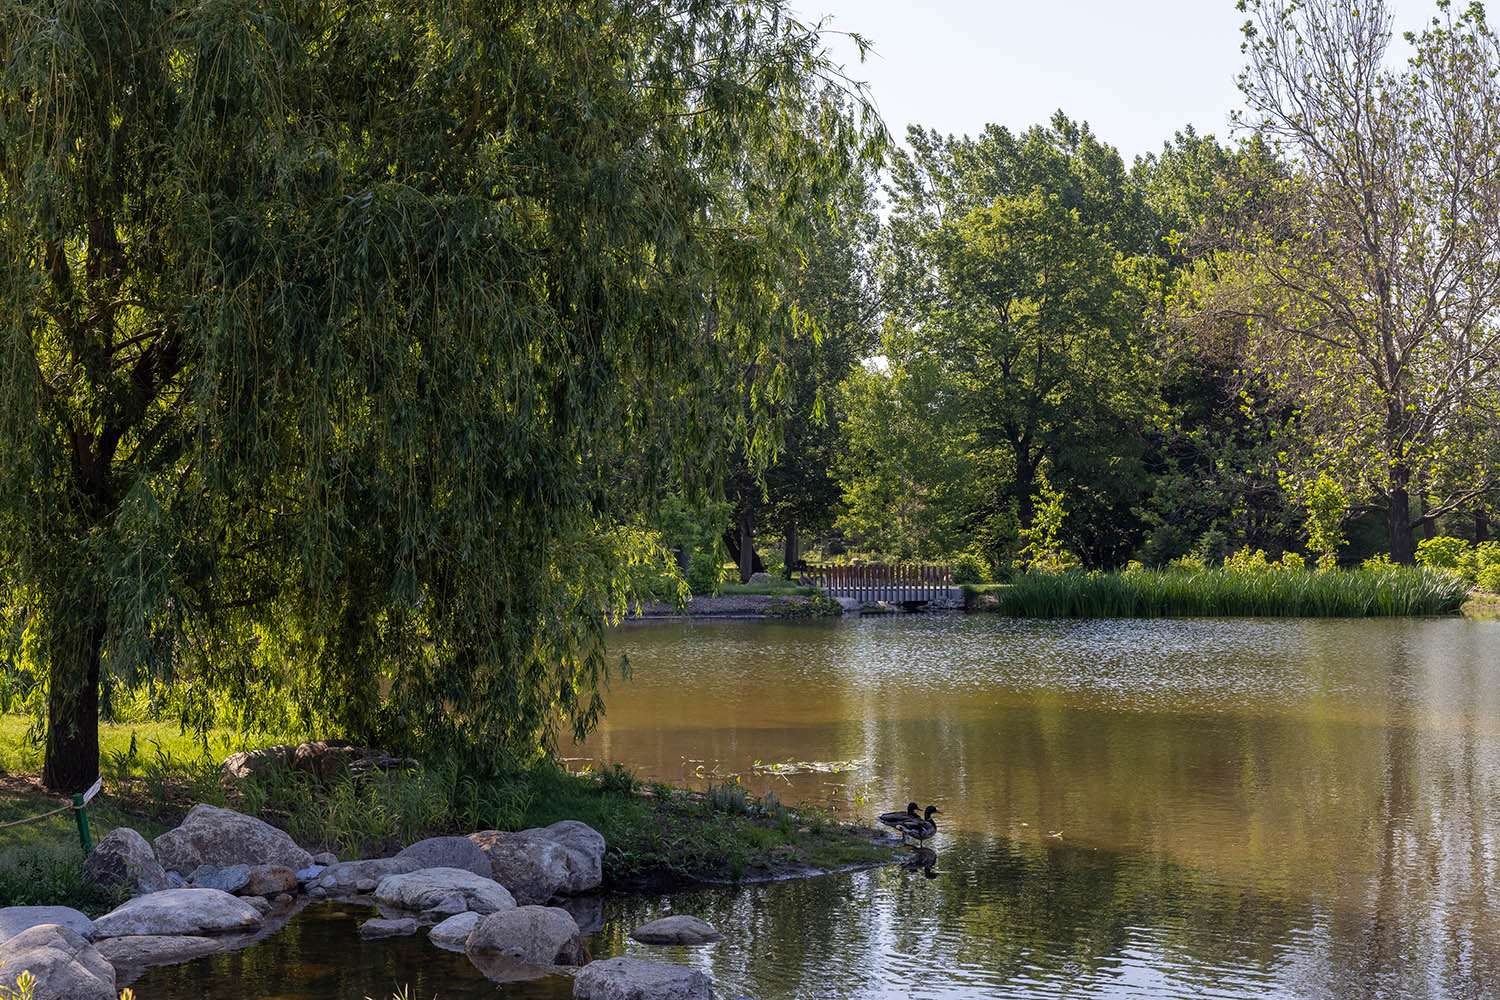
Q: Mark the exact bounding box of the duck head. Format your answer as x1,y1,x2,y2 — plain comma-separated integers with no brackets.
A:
923,805,942,820
905,801,919,816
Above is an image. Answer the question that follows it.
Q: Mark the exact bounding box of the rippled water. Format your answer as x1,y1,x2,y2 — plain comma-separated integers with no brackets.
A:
137,615,1500,998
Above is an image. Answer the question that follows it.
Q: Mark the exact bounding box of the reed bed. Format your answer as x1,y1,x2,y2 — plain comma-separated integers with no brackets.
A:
991,565,1470,618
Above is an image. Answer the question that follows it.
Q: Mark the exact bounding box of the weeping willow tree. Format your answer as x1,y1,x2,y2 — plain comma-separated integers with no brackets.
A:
0,0,883,791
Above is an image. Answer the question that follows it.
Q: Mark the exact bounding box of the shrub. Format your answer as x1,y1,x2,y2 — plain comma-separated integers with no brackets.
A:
1224,546,1270,572
952,551,992,584
1478,563,1500,595
1416,535,1471,571
1304,474,1349,567
1278,551,1307,571
686,551,724,595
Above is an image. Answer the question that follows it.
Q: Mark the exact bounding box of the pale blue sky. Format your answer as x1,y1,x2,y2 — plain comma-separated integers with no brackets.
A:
798,0,1436,161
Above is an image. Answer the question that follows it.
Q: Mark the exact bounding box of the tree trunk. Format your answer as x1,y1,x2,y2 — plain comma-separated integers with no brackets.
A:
738,508,755,584
1477,508,1491,543
782,518,799,580
42,610,104,793
1387,466,1416,564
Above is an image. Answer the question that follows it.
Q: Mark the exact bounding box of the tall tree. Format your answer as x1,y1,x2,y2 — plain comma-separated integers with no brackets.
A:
1236,0,1500,561
870,115,1155,566
0,0,881,790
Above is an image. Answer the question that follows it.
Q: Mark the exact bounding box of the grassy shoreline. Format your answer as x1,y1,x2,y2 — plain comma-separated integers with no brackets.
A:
0,718,899,913
963,565,1471,618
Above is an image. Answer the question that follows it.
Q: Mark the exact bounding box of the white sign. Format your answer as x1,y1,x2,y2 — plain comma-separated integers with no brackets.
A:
80,777,102,805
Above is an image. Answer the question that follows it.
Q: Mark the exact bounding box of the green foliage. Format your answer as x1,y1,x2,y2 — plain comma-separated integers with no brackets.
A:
0,0,883,786
986,565,1469,618
952,552,993,585
686,552,727,597
1416,537,1500,593
1303,475,1350,569
1015,476,1081,572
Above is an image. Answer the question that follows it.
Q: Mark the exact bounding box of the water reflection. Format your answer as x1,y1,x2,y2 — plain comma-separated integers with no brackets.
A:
136,616,1500,998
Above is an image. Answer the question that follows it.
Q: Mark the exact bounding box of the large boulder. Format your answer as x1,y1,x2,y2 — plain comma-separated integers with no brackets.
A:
629,915,723,946
573,957,713,1000
0,908,94,946
92,888,263,938
92,935,226,968
154,804,313,872
468,821,604,904
464,905,585,966
0,924,115,1000
220,745,295,782
536,821,606,894
394,836,492,878
189,864,251,894
82,828,169,895
374,868,515,915
308,857,420,894
239,865,299,897
428,912,482,951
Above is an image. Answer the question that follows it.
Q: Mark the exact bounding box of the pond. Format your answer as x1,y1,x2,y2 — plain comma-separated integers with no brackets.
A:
136,615,1500,999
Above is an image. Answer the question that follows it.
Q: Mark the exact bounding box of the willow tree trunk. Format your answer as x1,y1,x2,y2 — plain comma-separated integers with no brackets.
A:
782,518,798,579
42,609,104,793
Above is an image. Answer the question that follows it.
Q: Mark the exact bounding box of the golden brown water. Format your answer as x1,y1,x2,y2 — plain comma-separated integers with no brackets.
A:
137,615,1500,998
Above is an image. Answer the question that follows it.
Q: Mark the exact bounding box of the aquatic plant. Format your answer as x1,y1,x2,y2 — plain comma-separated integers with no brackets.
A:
990,564,1468,618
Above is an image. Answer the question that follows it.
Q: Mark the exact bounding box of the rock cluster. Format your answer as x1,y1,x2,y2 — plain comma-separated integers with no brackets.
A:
1,793,731,1000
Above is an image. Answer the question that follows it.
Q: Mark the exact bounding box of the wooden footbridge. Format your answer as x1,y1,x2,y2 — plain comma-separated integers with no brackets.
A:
802,563,955,606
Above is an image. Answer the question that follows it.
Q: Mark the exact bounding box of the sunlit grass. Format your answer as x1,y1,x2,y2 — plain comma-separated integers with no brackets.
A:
985,565,1469,618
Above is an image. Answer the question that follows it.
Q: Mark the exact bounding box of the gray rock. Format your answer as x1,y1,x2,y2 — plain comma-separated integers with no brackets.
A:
295,865,325,883
395,836,492,878
190,863,252,894
468,822,604,902
374,868,515,915
82,828,169,895
308,886,328,900
358,917,418,940
426,892,468,918
238,864,298,897
273,893,293,905
573,957,713,1000
747,572,773,584
536,821,606,894
92,888,262,938
92,934,225,968
309,857,420,895
427,912,483,951
630,915,723,946
469,830,570,904
0,907,94,946
154,804,313,872
0,924,115,1000
166,871,186,888
220,744,295,782
312,852,338,866
244,897,273,916
465,905,585,967
356,878,378,894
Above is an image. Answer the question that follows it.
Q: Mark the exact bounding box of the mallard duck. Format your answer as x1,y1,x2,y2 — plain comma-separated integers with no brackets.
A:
878,802,920,842
897,804,941,846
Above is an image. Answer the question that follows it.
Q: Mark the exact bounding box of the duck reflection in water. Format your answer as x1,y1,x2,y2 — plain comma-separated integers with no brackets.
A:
903,845,939,879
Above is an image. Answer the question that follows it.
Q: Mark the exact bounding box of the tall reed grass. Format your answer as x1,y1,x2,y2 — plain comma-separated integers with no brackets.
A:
990,565,1469,618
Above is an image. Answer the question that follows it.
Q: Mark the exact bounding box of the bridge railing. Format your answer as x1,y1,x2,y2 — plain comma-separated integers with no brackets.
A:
803,563,953,603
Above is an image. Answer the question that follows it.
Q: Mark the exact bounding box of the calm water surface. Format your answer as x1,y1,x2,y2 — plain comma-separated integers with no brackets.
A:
138,615,1500,998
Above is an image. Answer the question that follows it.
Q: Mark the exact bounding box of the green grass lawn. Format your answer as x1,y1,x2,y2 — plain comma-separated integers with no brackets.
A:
0,715,898,908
